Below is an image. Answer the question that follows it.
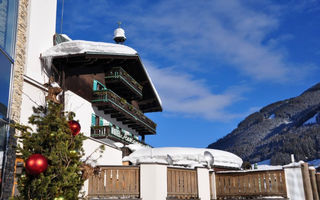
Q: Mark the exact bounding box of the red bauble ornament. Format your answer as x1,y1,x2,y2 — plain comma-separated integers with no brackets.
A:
68,120,81,136
25,154,48,175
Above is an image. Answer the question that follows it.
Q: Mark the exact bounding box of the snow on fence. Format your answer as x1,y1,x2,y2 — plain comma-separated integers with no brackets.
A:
215,169,287,199
88,166,140,198
167,167,198,199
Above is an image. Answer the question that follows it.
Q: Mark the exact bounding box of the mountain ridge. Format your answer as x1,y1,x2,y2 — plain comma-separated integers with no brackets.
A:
208,83,320,165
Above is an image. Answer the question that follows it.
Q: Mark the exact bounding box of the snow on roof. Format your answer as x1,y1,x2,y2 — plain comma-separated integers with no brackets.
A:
123,147,243,169
42,40,137,58
41,40,162,110
255,165,283,170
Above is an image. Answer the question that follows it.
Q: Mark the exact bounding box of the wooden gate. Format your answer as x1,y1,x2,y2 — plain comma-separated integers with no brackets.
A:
215,170,287,199
88,166,140,198
167,167,198,199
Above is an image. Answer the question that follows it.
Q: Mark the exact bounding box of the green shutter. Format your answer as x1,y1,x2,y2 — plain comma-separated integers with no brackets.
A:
91,114,96,126
93,80,98,91
99,118,103,126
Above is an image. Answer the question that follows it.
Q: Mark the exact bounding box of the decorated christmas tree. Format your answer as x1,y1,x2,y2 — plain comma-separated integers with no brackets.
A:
14,101,85,200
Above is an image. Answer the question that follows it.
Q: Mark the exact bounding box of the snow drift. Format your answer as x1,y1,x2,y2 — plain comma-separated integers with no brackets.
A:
123,147,243,169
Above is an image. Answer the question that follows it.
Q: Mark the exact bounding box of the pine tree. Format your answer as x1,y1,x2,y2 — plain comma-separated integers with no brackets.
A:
14,101,85,200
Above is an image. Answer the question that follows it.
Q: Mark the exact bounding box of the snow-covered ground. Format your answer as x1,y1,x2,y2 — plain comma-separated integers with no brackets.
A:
308,158,320,168
303,113,320,125
255,158,320,170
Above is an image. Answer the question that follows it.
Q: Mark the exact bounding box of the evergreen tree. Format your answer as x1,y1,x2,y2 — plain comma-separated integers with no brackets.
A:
14,101,85,200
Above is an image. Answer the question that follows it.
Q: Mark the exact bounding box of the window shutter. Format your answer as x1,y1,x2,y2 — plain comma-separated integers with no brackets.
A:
91,114,96,126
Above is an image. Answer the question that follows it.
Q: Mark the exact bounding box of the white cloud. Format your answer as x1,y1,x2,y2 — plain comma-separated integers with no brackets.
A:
121,0,314,82
60,0,319,121
146,61,247,121
62,0,316,82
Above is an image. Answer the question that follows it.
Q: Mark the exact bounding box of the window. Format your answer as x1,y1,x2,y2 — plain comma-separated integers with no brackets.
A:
0,51,12,152
0,0,19,57
0,0,18,192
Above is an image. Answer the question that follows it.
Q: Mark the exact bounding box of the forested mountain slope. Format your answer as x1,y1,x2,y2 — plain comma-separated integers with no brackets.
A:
208,83,320,165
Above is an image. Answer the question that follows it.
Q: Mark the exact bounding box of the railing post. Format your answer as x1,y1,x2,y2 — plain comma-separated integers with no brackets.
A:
317,173,320,199
140,164,167,200
283,163,306,200
82,179,89,197
309,167,319,200
301,163,314,200
196,167,211,200
209,171,217,200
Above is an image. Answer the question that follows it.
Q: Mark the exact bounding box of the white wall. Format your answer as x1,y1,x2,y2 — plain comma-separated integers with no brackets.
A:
25,0,57,84
19,81,46,125
140,164,167,200
82,138,122,166
284,166,306,200
64,90,139,137
197,168,211,200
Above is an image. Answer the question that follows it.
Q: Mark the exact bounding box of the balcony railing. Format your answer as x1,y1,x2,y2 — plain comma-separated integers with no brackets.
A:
92,89,156,135
105,67,143,99
90,125,150,146
91,126,110,139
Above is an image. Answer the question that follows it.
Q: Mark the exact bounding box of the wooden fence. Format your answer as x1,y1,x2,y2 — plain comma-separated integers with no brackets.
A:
215,170,287,199
167,167,198,199
88,166,140,198
317,173,320,199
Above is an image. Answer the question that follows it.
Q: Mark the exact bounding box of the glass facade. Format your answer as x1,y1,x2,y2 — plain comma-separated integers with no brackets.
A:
0,52,11,152
0,0,18,150
0,0,19,57
0,0,18,194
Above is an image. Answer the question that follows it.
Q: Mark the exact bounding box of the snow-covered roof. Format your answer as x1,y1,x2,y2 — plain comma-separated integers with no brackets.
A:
123,147,243,169
41,40,162,112
42,40,137,58
255,165,283,170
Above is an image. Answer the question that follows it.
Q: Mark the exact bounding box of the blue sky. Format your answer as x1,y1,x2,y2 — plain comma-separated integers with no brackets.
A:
56,0,320,148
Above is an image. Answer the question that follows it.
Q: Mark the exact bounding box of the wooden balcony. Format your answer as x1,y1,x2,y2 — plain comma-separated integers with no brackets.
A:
92,89,156,135
105,67,143,100
90,125,150,146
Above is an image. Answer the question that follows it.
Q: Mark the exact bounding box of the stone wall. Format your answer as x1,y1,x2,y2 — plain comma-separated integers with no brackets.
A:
2,0,29,199
11,0,28,123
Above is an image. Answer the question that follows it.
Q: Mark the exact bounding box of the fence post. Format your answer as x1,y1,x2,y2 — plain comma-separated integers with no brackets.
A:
301,163,313,200
209,171,217,200
81,179,89,197
317,173,320,199
140,164,167,200
309,167,319,200
196,167,210,200
284,163,306,200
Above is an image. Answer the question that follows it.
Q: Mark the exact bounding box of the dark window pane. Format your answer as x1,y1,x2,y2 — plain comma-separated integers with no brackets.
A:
0,0,18,57
0,51,11,151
